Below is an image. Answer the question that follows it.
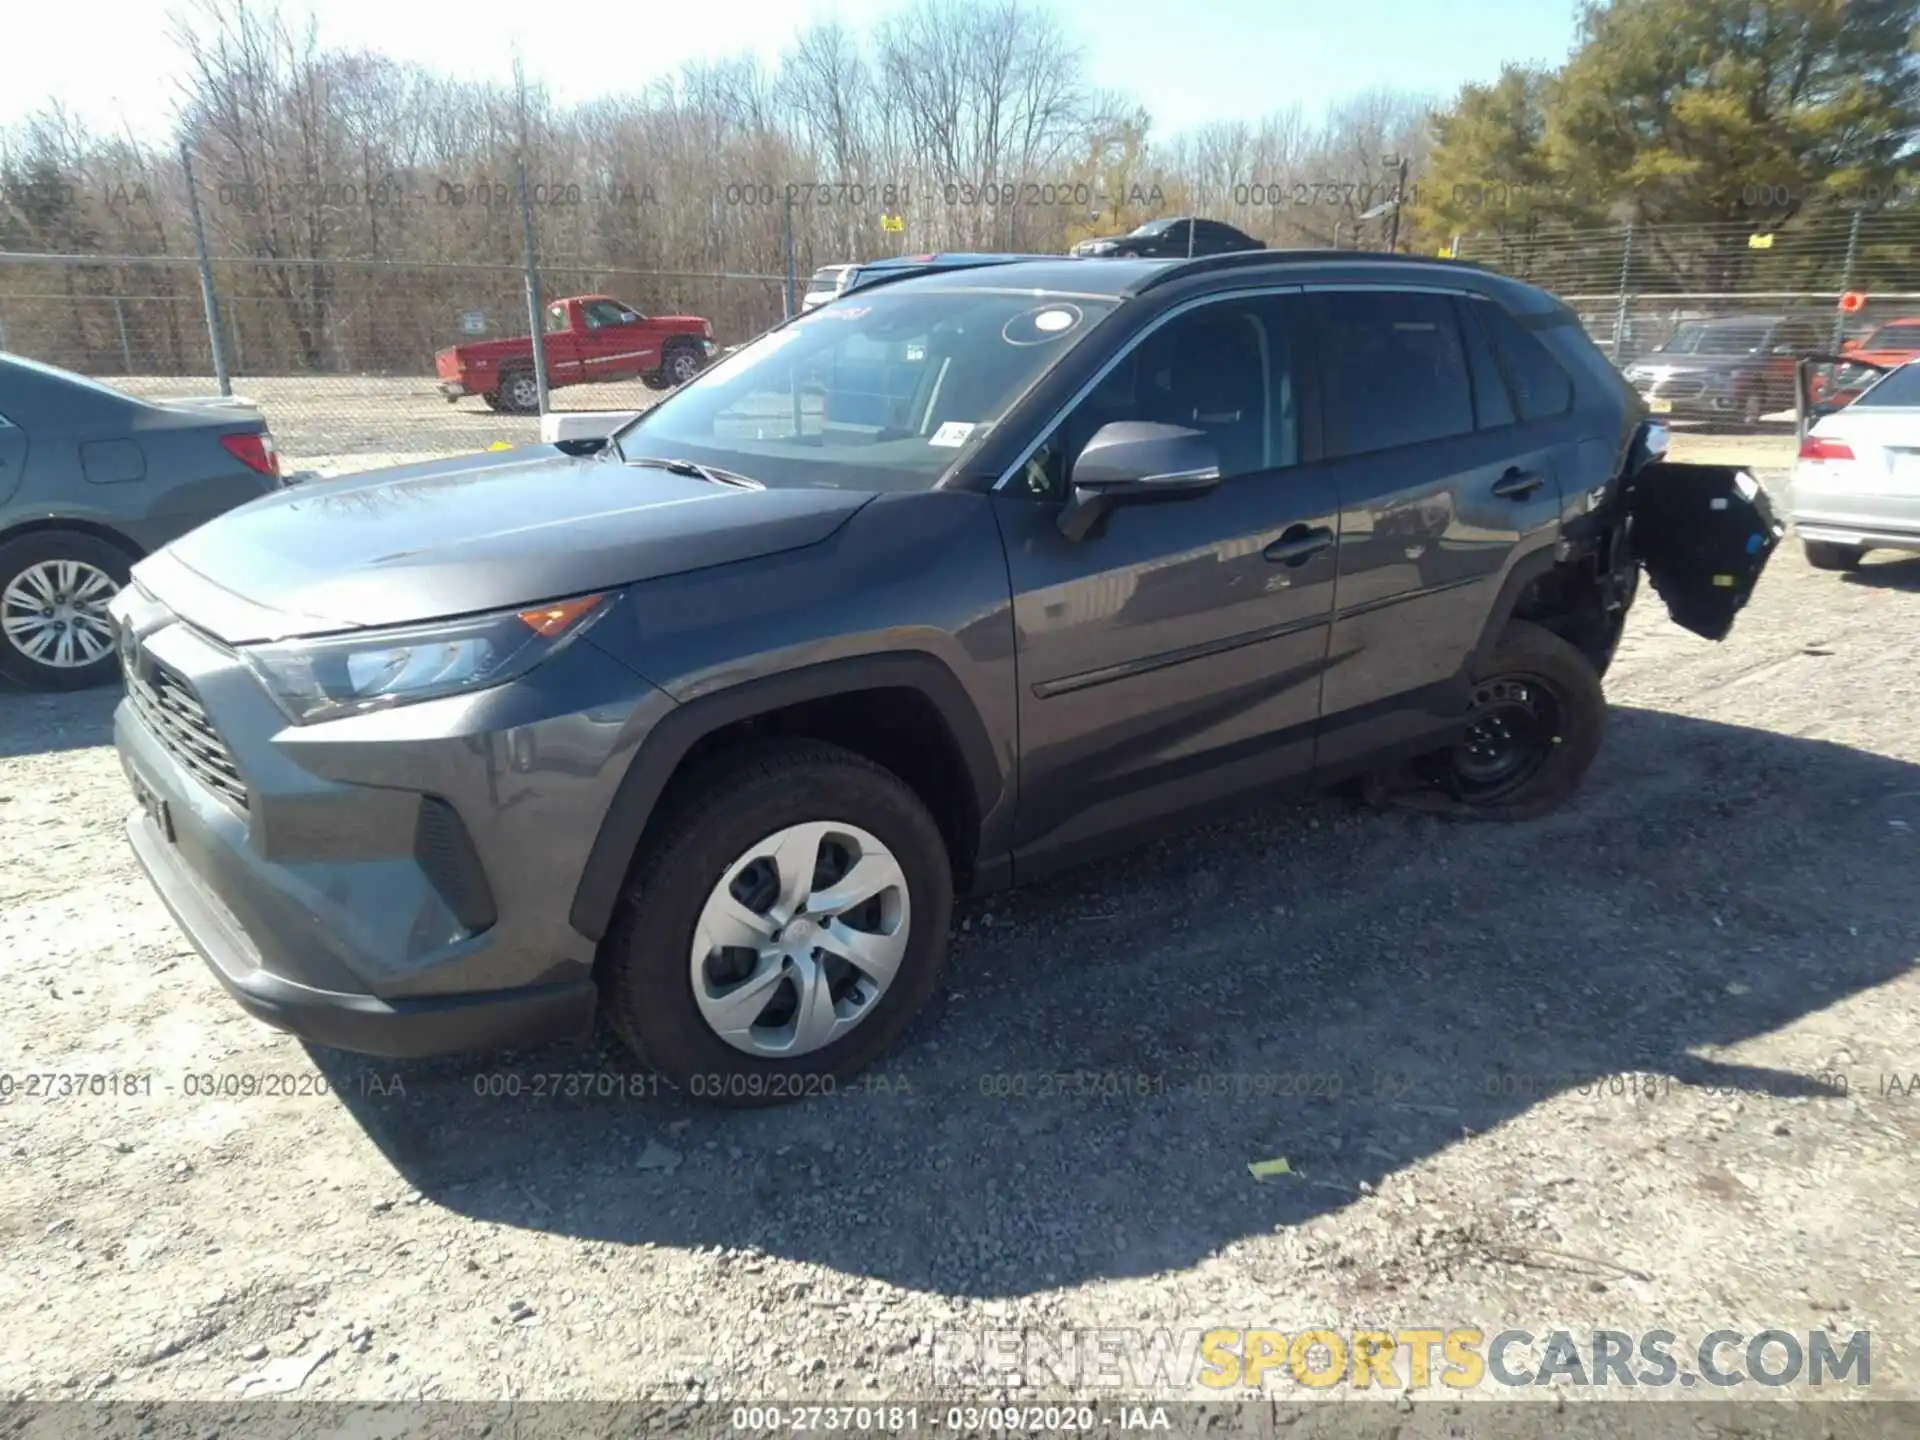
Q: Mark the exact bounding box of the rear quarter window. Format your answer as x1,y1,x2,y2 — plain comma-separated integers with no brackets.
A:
1477,301,1575,419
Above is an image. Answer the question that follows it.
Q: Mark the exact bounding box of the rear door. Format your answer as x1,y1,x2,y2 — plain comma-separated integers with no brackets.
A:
1308,285,1569,770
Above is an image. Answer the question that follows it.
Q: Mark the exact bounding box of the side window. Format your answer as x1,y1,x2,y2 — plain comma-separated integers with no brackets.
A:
1476,301,1575,420
583,300,631,329
1015,297,1300,501
544,305,567,334
1456,298,1517,430
1317,290,1475,456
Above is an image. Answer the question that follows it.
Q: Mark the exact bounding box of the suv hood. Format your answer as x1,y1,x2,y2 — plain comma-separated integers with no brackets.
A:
137,449,872,644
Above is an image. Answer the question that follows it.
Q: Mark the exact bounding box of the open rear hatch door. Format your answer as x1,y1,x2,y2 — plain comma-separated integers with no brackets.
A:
1627,462,1784,640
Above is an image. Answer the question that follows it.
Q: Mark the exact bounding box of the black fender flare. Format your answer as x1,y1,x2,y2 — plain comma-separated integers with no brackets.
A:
1467,546,1563,678
568,651,1006,942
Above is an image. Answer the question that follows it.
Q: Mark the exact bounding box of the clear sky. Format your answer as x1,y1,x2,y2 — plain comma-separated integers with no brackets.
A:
2,0,1584,142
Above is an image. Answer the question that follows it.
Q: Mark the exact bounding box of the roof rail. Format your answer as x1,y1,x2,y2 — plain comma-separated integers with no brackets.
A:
1132,248,1491,292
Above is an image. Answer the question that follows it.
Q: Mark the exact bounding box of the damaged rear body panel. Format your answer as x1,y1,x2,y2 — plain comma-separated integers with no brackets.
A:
1625,462,1785,640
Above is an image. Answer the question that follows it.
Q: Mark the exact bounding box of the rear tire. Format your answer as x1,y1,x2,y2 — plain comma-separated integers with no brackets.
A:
598,739,953,1107
1802,539,1864,571
0,529,132,690
496,367,540,414
1404,621,1607,823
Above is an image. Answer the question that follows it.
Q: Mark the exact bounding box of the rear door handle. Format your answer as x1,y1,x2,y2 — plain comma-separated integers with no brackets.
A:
1264,524,1334,565
1492,467,1546,499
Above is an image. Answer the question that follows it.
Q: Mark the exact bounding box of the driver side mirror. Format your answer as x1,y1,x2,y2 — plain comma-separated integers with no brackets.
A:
1057,421,1221,542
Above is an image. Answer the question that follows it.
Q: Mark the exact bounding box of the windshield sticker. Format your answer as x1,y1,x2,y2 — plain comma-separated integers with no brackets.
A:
1003,303,1085,346
929,421,976,447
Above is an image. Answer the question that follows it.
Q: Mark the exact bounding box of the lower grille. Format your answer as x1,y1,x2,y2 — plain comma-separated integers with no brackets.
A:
126,657,249,810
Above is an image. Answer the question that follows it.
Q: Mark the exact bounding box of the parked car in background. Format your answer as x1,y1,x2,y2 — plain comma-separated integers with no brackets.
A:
1620,313,1826,424
1070,217,1263,259
435,295,716,413
801,265,859,311
0,353,284,690
110,251,1776,1102
1790,357,1920,570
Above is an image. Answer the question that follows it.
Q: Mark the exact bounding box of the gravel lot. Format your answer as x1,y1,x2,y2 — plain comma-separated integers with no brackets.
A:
2,446,1917,1417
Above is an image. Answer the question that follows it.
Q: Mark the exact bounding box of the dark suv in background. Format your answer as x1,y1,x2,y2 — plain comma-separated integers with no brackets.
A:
1620,312,1828,424
110,252,1776,1104
1071,216,1263,258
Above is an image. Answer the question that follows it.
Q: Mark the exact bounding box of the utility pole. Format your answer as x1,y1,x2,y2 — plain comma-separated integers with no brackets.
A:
179,141,231,395
1386,157,1409,254
512,60,550,414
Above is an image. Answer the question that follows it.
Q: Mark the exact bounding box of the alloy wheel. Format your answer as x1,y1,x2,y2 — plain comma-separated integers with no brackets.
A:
690,820,910,1058
668,348,701,385
2,560,119,670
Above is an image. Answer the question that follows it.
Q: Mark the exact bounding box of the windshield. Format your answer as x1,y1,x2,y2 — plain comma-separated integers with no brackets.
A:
1851,362,1920,408
1659,322,1773,355
1127,220,1173,237
613,287,1119,491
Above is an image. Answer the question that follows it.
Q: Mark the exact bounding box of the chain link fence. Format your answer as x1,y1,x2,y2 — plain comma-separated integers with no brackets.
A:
5,208,1920,473
0,252,786,472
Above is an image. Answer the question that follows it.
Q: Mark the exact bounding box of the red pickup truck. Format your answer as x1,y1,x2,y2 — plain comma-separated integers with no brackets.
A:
435,295,716,413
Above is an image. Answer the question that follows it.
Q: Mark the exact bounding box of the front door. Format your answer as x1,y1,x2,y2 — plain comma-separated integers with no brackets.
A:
991,290,1341,873
581,300,658,381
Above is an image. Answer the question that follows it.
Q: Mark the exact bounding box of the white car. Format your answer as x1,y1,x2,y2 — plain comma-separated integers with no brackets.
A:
1788,360,1920,570
801,264,858,311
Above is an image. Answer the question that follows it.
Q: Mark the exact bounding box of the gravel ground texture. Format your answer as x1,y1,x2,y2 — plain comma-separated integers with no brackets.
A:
2,447,1917,1418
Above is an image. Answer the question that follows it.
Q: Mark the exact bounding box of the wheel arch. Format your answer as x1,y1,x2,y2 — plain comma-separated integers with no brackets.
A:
569,652,1008,943
0,515,145,563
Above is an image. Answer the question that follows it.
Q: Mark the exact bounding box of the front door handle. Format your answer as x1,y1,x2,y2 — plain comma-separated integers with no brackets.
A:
1491,467,1546,499
1264,524,1334,566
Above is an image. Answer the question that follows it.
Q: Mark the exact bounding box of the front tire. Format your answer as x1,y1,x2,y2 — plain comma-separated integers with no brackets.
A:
0,530,131,690
599,740,953,1106
662,340,705,388
1415,620,1607,822
1803,539,1864,571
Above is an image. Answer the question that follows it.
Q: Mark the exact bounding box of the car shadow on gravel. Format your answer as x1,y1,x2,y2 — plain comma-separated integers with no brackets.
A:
0,681,119,757
314,706,1920,1297
1843,557,1920,592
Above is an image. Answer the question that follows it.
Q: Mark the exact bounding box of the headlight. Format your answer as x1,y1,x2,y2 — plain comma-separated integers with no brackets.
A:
241,592,615,723
1079,241,1116,255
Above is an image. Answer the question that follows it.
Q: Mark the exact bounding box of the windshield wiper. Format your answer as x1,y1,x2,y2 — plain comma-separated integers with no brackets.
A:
625,456,762,490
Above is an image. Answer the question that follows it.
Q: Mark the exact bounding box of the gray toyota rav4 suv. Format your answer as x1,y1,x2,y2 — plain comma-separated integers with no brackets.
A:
110,252,1778,1105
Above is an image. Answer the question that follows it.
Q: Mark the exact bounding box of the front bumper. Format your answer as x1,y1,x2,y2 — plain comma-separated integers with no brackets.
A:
436,380,468,401
109,587,672,1058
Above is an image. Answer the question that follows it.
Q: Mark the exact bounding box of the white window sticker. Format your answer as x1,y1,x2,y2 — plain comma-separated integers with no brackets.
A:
929,421,976,447
1034,308,1076,332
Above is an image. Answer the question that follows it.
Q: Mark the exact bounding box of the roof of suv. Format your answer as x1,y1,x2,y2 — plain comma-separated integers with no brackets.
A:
864,250,1563,312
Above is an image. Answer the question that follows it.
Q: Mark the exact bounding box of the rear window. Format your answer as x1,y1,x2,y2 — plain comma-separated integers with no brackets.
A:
1852,364,1920,408
1477,301,1575,419
1318,290,1475,456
